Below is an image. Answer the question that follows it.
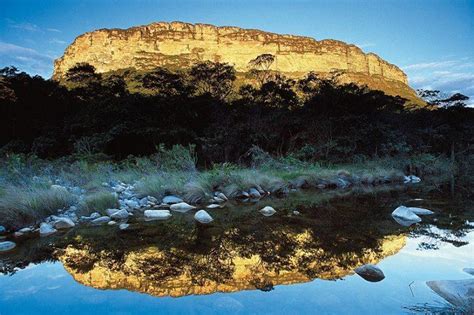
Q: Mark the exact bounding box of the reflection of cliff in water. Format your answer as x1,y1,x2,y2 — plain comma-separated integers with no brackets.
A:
57,192,410,297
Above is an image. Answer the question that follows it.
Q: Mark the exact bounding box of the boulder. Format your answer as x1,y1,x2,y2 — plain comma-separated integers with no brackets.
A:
391,206,422,224
194,210,213,224
110,209,130,220
91,216,111,225
260,206,276,217
248,188,261,199
144,210,172,220
39,223,57,236
124,199,139,209
427,279,474,308
170,202,196,212
162,195,183,204
0,241,16,252
355,264,385,282
53,217,75,229
108,220,117,225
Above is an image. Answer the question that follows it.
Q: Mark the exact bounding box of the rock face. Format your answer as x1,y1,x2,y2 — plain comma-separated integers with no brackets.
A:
53,21,419,102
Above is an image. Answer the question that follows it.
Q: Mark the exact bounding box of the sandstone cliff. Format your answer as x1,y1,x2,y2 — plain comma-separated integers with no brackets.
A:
53,21,420,103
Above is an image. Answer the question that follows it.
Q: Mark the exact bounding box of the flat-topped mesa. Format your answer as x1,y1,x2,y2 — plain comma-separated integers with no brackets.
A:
53,21,417,101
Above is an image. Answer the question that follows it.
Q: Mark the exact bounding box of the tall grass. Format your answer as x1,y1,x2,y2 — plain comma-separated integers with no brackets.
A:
80,191,119,215
0,186,77,229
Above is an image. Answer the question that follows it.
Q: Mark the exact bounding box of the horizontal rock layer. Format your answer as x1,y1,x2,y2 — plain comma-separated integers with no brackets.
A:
53,21,418,101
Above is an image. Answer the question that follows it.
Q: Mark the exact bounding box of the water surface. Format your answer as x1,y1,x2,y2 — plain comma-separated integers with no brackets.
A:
1,182,473,314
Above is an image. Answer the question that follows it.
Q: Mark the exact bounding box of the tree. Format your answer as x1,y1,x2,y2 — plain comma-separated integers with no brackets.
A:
65,63,102,89
417,89,469,108
140,68,192,97
189,61,236,100
248,54,275,85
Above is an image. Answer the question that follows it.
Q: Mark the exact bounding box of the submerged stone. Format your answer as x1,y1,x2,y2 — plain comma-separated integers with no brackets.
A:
110,209,130,220
0,241,16,252
39,223,57,236
91,216,111,225
119,223,129,230
54,218,75,229
170,202,196,212
406,207,434,215
0,226,6,234
144,210,172,220
248,188,261,199
206,204,222,209
391,206,422,224
355,264,385,282
162,196,183,204
260,206,276,217
194,210,213,224
427,279,474,308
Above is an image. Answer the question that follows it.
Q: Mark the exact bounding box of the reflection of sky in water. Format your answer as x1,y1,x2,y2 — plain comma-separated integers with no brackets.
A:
0,231,472,315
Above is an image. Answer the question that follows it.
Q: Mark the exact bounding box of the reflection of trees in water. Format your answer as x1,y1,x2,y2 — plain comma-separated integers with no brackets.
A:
1,185,473,297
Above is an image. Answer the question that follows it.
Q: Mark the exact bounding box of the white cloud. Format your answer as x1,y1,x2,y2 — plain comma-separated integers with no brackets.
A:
0,41,54,78
404,57,474,106
46,28,61,33
49,38,67,45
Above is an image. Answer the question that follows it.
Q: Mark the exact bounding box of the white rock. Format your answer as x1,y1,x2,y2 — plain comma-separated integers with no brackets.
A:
248,188,261,199
125,200,139,209
18,227,33,233
119,223,129,230
216,192,228,201
162,195,183,204
194,210,213,224
53,218,75,229
105,208,120,216
207,204,222,209
260,206,276,217
293,211,301,215
0,241,16,252
355,264,385,282
391,206,422,223
213,197,225,203
110,209,130,220
90,212,100,219
170,202,196,212
406,207,434,215
39,223,57,236
108,221,117,225
91,216,111,225
427,279,474,308
144,210,172,220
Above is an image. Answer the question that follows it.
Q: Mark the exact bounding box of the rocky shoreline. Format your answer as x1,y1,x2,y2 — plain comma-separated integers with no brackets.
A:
0,173,423,251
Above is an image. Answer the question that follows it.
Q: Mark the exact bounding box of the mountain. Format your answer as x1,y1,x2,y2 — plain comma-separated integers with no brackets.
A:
53,21,421,104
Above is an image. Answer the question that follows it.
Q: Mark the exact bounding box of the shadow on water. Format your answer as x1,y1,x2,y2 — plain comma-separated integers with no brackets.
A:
0,180,473,299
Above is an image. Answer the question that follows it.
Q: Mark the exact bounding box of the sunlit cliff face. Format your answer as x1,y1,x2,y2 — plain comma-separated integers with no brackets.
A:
57,212,406,298
52,21,421,104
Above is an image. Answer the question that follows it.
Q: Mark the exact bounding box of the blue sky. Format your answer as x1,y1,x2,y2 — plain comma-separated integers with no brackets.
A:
1,0,473,102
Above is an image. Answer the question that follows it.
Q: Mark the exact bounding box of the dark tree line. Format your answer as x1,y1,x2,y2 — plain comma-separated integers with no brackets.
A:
0,61,473,165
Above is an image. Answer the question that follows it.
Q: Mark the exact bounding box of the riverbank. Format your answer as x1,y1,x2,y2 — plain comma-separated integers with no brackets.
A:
0,150,454,233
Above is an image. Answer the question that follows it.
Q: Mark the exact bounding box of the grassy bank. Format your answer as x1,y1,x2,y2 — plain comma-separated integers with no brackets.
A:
0,147,456,229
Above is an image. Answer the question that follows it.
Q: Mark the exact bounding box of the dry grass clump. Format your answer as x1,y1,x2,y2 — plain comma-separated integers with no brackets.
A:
0,186,77,229
80,191,119,215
